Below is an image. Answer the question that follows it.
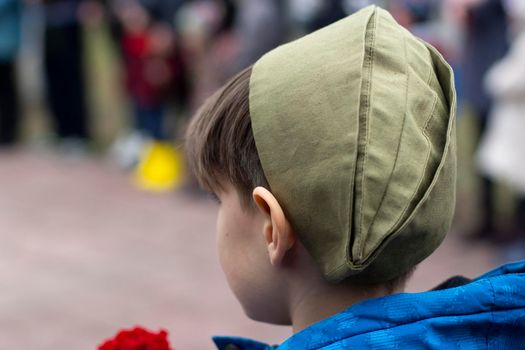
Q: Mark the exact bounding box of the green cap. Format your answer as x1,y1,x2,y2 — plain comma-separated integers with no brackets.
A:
249,6,457,283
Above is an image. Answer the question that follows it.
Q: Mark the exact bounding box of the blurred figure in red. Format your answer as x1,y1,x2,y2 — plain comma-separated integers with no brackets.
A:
110,1,188,168
121,5,171,140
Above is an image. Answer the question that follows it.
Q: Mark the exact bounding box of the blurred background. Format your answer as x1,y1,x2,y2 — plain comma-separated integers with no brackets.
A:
1,0,525,348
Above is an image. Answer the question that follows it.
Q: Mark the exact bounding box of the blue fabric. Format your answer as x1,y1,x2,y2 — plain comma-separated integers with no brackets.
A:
213,260,525,349
134,103,165,140
44,0,81,27
0,0,21,61
213,336,277,350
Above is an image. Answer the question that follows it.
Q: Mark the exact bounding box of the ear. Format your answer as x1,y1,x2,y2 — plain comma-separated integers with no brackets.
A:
252,187,296,266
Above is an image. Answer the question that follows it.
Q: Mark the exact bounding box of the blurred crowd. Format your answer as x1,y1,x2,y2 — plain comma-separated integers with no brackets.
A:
1,0,525,246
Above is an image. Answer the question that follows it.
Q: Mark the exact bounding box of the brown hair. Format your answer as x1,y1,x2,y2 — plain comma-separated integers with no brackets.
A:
185,66,268,208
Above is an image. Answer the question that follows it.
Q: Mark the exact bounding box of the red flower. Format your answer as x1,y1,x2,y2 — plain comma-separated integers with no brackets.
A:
98,326,173,350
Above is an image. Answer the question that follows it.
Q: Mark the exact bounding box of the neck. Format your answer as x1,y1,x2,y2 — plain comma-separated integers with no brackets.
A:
288,279,399,333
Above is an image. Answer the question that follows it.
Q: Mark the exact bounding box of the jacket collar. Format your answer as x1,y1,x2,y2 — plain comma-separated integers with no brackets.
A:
213,260,525,350
213,336,277,350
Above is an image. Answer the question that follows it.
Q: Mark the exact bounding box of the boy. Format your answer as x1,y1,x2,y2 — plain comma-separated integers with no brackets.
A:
185,6,525,349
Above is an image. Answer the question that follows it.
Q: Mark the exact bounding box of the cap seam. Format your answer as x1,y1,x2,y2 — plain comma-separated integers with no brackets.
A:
368,58,438,250
357,48,446,270
361,30,410,261
370,45,457,266
332,34,456,281
327,6,377,281
353,6,377,264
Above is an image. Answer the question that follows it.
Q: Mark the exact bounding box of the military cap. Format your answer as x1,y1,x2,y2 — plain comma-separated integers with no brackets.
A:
249,6,457,283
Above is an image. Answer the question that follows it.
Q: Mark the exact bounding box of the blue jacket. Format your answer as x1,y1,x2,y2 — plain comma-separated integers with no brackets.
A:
213,260,525,349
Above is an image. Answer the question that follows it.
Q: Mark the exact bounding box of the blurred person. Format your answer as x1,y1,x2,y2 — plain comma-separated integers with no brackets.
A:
110,1,187,169
175,0,239,110
0,0,22,146
182,0,284,107
117,0,189,103
306,0,347,31
107,0,187,40
225,0,285,77
185,7,525,348
460,0,509,240
174,0,238,195
121,6,171,140
477,0,525,244
43,0,90,151
290,0,385,33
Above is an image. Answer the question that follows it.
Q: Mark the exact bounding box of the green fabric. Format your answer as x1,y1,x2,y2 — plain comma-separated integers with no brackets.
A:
249,5,457,283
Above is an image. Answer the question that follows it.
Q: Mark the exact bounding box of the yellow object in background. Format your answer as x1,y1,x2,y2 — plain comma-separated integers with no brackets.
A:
134,141,184,192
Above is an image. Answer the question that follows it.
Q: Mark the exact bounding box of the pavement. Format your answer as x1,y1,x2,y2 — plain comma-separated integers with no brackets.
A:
0,149,511,349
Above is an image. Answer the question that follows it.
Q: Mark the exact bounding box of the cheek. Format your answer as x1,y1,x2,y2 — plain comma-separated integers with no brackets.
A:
216,208,236,271
215,208,244,290
215,201,261,263
216,210,258,296
215,209,287,323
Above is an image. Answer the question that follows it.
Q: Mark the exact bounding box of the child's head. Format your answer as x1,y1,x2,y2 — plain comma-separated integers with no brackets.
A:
185,6,456,326
185,67,294,323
